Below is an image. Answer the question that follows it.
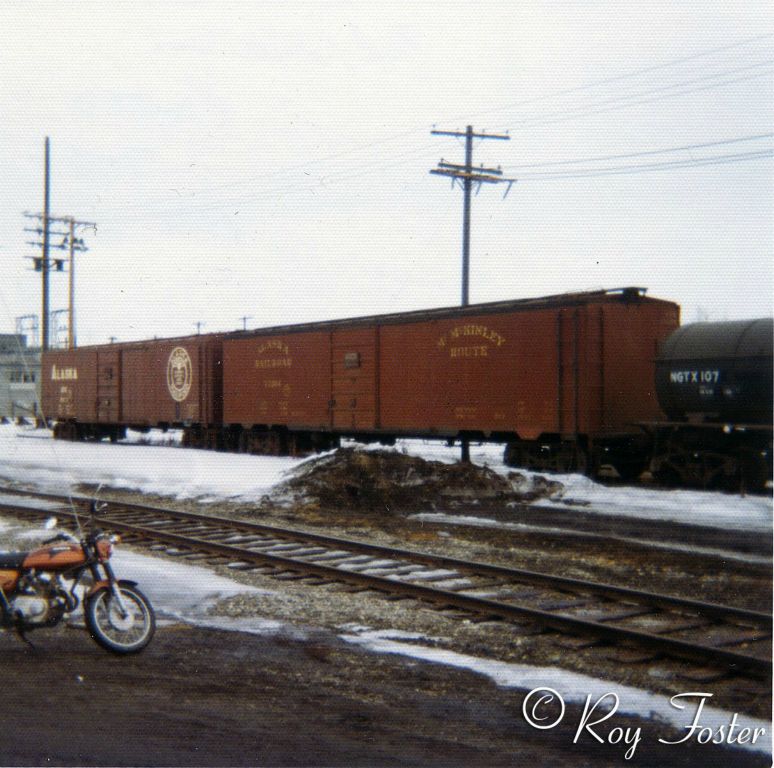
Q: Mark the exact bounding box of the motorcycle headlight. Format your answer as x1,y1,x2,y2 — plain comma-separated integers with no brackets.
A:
96,538,114,562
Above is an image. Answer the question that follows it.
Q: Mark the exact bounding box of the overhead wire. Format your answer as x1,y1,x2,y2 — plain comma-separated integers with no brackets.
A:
489,66,772,135
113,34,773,205
88,39,773,217
511,148,773,181
440,33,773,128
502,133,774,171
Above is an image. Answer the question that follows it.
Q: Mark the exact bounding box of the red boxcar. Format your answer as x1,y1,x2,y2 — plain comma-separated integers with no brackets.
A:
42,335,223,444
220,287,679,474
43,288,679,477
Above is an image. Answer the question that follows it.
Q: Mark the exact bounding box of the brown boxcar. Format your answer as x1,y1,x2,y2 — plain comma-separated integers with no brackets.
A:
220,287,679,474
42,287,679,477
42,335,223,443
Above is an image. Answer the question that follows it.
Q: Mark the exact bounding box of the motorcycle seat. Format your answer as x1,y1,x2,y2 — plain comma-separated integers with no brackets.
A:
0,552,27,569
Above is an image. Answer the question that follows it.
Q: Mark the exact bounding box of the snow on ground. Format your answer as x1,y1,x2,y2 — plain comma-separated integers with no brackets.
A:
342,628,771,757
111,548,272,622
0,424,312,502
0,508,768,757
0,423,770,533
374,438,773,534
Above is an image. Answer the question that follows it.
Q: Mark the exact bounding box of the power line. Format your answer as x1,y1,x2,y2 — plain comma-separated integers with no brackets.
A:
502,132,774,171
441,34,773,129
490,63,773,134
110,64,770,218
512,148,773,181
69,46,773,221
88,37,774,216
104,127,772,220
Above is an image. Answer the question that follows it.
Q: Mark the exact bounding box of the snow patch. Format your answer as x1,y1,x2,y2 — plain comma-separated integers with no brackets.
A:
341,628,772,756
0,425,769,533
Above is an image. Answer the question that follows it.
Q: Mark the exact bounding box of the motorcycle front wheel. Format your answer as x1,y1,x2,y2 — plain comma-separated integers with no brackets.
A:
85,584,156,654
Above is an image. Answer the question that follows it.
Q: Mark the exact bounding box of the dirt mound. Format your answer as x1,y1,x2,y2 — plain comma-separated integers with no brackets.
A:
269,448,563,512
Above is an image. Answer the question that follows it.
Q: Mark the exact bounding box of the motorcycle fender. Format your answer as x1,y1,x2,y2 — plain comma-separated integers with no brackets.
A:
86,579,138,598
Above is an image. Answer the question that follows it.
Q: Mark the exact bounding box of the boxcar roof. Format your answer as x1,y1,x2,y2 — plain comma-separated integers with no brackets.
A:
49,287,676,352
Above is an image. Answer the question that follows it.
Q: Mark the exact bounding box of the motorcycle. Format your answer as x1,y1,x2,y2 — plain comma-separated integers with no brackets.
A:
0,501,155,654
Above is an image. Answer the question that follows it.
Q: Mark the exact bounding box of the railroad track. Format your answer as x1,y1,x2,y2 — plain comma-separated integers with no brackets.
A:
0,487,770,679
420,501,773,563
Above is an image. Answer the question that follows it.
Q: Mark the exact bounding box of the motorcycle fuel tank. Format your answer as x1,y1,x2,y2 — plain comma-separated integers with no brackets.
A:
23,544,85,571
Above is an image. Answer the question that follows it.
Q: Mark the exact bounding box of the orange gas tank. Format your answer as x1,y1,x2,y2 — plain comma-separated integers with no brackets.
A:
23,543,86,570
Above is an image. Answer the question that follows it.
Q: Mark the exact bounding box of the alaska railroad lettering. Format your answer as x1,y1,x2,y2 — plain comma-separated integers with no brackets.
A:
255,358,292,369
51,365,78,381
256,340,289,357
255,339,292,369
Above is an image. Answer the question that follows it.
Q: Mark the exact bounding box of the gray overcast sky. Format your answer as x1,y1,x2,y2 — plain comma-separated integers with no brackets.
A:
1,1,772,346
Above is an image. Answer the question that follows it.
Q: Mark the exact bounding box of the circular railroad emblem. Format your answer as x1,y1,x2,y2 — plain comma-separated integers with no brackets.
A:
167,347,192,402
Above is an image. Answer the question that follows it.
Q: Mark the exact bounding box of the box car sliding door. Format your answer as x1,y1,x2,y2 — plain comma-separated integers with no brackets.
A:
96,349,121,424
330,327,378,432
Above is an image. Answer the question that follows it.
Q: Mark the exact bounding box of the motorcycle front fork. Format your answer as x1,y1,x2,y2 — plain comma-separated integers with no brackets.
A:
91,561,131,619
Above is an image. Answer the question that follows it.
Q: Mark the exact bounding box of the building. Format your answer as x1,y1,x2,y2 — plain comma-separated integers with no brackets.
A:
0,334,41,420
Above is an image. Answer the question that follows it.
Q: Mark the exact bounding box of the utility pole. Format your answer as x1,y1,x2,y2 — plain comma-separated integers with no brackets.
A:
430,126,515,462
430,126,515,306
41,138,50,350
239,315,253,331
68,218,75,348
23,138,95,350
194,321,205,335
23,211,95,349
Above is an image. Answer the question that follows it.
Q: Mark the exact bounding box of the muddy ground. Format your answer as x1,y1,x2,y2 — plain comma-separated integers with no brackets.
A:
1,449,770,766
0,623,768,767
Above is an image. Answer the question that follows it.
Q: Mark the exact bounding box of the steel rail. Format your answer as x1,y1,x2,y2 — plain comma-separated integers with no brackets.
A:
0,490,769,677
101,499,771,625
100,519,773,676
1,487,767,626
